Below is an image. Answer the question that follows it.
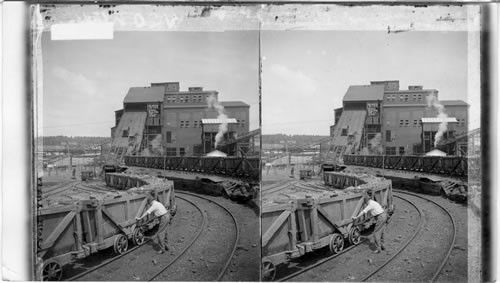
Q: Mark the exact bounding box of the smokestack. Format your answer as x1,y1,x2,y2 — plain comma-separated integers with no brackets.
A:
426,94,448,147
206,94,228,148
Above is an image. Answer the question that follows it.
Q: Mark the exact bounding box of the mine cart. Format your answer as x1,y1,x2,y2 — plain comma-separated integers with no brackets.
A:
37,185,175,281
299,169,313,180
261,179,393,281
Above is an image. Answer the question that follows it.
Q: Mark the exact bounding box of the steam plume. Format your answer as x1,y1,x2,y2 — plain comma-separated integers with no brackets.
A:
426,94,448,147
207,94,228,148
360,133,383,155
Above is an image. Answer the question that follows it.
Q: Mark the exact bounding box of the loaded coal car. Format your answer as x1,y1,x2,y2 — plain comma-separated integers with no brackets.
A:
261,172,394,281
37,175,175,281
124,155,260,180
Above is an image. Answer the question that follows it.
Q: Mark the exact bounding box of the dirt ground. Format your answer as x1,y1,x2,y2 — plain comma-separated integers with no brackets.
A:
261,167,478,282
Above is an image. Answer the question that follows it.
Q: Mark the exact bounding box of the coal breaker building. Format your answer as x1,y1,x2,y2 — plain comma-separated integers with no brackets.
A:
325,80,468,158
111,82,250,158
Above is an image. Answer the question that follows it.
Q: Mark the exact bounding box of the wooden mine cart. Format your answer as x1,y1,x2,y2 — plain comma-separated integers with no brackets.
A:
37,185,175,281
261,182,393,281
299,169,313,180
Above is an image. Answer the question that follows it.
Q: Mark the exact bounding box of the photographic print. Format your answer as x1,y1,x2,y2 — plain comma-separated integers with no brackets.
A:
33,5,261,281
259,4,482,282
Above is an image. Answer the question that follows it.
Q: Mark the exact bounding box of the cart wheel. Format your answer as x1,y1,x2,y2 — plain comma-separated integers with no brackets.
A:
42,260,62,281
132,227,145,246
348,226,361,245
113,234,129,255
329,233,344,254
262,260,276,281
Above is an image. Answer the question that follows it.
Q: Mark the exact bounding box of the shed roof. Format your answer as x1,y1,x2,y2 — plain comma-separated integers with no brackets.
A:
202,118,238,124
124,86,164,103
220,101,250,107
343,85,385,102
441,100,469,106
421,117,458,123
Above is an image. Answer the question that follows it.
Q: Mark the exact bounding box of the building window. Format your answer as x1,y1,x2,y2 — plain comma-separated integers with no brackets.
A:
185,120,190,128
179,147,186,156
341,128,348,136
404,94,409,101
417,94,423,100
400,120,404,127
166,147,176,156
237,119,240,127
386,146,396,155
122,130,128,137
412,94,417,101
241,119,246,128
413,119,418,127
385,130,391,142
180,121,185,128
166,131,172,143
194,121,198,128
399,146,405,155
405,119,409,127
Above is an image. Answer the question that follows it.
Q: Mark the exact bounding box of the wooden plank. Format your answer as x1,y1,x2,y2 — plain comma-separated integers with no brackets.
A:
101,207,130,235
316,205,338,230
96,207,104,243
82,210,93,242
310,206,319,242
75,212,83,251
41,211,76,249
298,210,308,242
288,210,297,250
262,210,291,247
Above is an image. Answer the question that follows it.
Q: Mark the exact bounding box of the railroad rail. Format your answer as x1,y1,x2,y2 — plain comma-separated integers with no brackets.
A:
274,191,456,282
343,154,477,177
124,155,259,180
66,192,239,282
275,194,422,281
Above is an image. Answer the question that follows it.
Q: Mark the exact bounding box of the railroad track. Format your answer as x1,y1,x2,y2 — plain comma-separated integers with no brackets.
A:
262,180,299,196
42,181,79,198
66,192,239,282
275,191,456,282
363,190,457,282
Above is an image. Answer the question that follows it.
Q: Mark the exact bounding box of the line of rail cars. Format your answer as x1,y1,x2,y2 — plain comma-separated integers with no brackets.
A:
261,172,394,281
124,156,260,180
37,178,175,281
343,154,475,176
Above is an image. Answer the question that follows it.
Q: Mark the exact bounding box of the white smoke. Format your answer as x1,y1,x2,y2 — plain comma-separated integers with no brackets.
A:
206,94,228,148
141,134,163,156
360,133,383,155
426,94,448,147
150,134,163,155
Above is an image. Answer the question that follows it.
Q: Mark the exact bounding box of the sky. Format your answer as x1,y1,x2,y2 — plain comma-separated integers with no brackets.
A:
261,30,477,135
41,31,260,137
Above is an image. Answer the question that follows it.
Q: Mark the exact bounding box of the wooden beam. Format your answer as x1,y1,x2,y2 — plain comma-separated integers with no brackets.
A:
41,211,76,249
316,206,338,230
101,207,130,235
262,210,291,247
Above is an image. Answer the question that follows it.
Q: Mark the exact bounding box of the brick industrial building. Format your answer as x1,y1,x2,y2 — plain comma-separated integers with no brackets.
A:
111,82,250,157
326,80,468,157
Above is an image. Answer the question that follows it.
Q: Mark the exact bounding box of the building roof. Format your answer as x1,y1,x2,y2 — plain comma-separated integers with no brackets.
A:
202,118,238,124
421,117,458,123
220,101,250,107
441,100,469,106
111,112,147,148
343,85,385,102
124,86,165,103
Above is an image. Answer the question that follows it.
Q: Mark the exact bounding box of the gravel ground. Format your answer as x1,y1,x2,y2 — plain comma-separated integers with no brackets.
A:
286,195,420,282
72,197,203,281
